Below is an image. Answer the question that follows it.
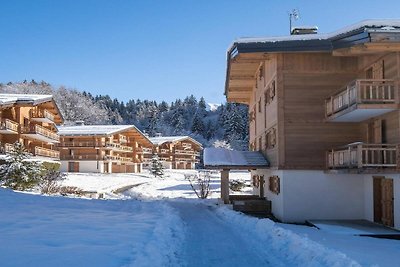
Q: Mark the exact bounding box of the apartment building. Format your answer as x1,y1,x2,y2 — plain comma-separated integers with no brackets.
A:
224,20,400,229
143,136,202,169
0,94,63,160
58,124,152,173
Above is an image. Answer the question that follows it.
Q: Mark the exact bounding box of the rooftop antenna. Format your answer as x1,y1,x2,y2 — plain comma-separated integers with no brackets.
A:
288,8,300,34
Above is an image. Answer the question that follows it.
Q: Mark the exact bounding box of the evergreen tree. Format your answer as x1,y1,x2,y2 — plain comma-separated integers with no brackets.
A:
0,142,42,190
150,154,164,178
191,112,205,135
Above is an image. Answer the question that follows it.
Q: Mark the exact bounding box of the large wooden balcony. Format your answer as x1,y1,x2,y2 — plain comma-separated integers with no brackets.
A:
34,147,60,159
142,147,153,154
21,124,59,143
61,154,105,160
30,109,56,124
325,79,399,122
0,119,19,134
327,142,398,171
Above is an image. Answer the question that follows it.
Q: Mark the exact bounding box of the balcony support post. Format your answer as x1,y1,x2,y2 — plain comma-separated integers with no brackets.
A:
357,144,363,168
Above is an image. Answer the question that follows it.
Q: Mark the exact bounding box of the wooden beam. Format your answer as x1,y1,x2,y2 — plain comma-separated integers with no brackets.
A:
221,169,230,204
333,43,400,56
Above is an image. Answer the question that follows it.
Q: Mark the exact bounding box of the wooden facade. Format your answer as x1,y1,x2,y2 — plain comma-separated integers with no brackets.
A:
0,94,63,160
144,136,202,169
227,40,400,172
58,125,152,173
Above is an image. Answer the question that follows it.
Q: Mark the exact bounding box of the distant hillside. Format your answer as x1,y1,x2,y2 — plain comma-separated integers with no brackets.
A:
0,80,249,149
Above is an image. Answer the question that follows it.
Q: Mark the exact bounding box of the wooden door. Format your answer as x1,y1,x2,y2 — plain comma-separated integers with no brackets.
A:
381,178,394,227
373,176,383,223
68,162,79,172
259,175,265,198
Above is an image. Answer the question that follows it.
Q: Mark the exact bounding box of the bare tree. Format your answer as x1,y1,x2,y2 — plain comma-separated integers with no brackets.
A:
185,171,211,199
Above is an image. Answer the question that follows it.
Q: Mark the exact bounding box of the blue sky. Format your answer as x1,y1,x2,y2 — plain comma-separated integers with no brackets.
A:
0,0,400,104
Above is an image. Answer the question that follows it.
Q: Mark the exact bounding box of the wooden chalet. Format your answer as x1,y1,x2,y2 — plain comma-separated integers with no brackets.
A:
144,136,202,169
0,94,63,160
225,20,400,229
58,124,152,173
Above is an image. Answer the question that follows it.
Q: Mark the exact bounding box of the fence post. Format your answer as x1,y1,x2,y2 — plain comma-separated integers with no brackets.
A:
357,144,363,168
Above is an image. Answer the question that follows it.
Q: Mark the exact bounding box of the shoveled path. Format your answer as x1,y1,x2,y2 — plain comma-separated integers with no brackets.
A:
169,201,286,267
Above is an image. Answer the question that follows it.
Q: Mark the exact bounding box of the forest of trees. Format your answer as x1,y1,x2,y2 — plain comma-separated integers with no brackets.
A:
0,80,249,150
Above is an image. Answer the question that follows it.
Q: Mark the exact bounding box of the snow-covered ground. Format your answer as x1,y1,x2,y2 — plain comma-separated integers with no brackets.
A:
1,170,399,267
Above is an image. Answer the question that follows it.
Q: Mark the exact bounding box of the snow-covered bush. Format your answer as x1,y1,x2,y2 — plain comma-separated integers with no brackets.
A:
59,186,84,196
229,179,246,192
150,154,164,178
0,142,42,190
185,171,211,199
38,169,66,194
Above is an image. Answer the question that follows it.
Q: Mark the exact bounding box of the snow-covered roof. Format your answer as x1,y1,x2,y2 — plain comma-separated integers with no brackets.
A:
0,94,53,106
232,19,400,45
203,148,269,169
58,125,142,136
149,136,202,147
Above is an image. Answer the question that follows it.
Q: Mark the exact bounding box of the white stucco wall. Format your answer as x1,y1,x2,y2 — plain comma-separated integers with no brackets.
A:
363,175,374,222
60,161,104,173
281,171,365,223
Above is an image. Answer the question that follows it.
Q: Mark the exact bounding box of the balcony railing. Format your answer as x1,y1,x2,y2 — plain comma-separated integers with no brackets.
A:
34,147,60,159
327,142,398,169
60,155,105,160
22,124,59,142
105,143,133,152
0,119,19,133
326,79,397,118
142,147,153,154
119,156,132,163
175,149,196,155
30,109,55,122
59,141,106,147
160,149,170,154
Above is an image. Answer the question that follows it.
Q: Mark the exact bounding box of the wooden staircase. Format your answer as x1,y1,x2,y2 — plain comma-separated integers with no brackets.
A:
229,195,273,219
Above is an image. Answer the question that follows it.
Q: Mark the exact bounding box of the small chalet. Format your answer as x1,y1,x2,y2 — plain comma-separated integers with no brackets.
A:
58,124,152,173
144,135,202,169
224,20,400,229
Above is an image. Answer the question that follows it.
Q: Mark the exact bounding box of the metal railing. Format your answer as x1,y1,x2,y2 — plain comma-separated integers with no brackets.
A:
0,119,19,132
327,142,398,169
326,79,397,117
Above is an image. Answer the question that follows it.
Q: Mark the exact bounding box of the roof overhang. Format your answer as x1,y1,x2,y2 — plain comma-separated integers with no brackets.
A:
203,147,269,170
225,20,400,104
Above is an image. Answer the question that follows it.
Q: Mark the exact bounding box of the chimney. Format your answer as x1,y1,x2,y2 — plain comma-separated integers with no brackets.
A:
75,120,85,126
291,26,318,35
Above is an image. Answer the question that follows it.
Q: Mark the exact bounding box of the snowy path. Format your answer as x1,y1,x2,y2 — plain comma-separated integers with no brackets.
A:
169,202,283,267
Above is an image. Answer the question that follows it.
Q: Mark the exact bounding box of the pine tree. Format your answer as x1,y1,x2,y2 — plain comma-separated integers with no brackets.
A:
150,154,164,178
0,142,42,190
191,112,205,135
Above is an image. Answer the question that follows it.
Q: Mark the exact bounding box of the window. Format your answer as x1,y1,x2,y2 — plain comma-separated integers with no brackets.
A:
266,127,277,149
269,176,280,194
258,98,261,113
258,137,262,151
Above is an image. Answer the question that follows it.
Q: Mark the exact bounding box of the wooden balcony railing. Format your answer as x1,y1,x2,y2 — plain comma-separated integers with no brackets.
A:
59,141,106,147
30,109,55,122
105,143,133,152
34,147,60,159
327,142,398,169
160,149,170,154
60,155,105,160
142,147,153,154
175,149,196,155
119,156,132,163
0,119,19,133
22,125,59,142
326,79,397,118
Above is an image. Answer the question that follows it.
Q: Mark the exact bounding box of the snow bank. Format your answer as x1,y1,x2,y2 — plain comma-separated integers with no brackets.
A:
216,207,361,267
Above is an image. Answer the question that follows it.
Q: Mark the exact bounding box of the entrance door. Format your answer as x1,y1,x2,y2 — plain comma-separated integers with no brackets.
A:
373,176,394,227
68,162,79,172
381,178,394,227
